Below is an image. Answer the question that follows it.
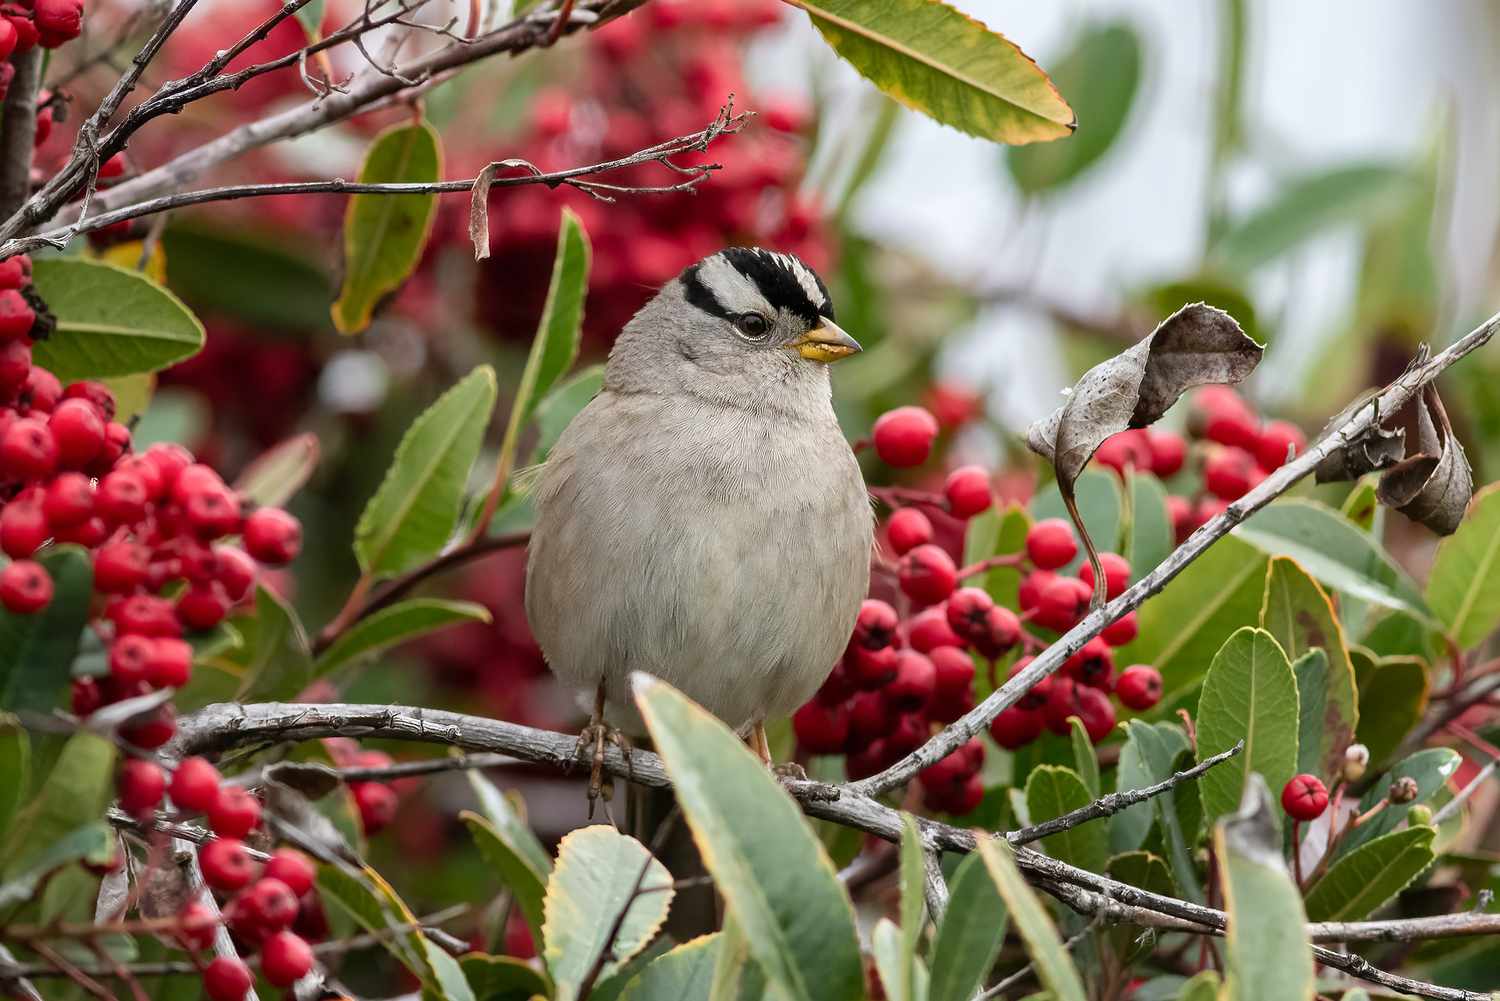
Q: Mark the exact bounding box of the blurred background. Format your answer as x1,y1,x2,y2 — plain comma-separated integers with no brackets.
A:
45,0,1500,978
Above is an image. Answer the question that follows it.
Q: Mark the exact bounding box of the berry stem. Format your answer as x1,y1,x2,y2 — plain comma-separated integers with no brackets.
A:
955,552,1026,579
868,485,945,509
1291,819,1305,888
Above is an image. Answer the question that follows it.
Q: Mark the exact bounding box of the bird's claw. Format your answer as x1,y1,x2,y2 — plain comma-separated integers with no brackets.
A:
772,761,807,782
574,720,633,818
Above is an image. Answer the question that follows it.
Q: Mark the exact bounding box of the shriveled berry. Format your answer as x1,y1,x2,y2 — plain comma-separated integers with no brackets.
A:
1116,665,1163,710
169,756,222,813
943,465,991,518
352,781,398,834
898,544,957,605
208,785,261,839
885,506,933,555
48,399,105,469
0,559,51,613
243,507,302,564
851,598,898,649
200,838,258,893
1281,774,1329,821
793,700,849,754
1026,519,1078,571
871,406,939,467
202,956,254,1001
264,848,316,898
1101,611,1139,647
885,650,936,711
1255,420,1305,471
907,604,963,653
117,759,166,815
989,705,1044,749
1077,552,1131,600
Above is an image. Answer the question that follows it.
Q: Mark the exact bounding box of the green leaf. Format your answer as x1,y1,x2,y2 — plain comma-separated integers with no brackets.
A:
1123,471,1174,585
542,825,673,1001
963,504,1030,614
927,852,1007,1001
1286,649,1329,780
1025,765,1108,873
332,119,443,333
1174,971,1220,1001
292,0,327,40
634,676,864,1001
1214,778,1314,1001
465,771,551,876
1209,163,1415,272
975,836,1087,1001
460,953,554,1001
0,721,27,842
225,585,313,704
620,933,722,1001
316,598,491,676
0,545,92,713
30,258,205,380
1195,627,1300,830
1258,557,1359,783
789,0,1074,144
1235,499,1428,618
2,732,114,879
461,811,549,948
1426,480,1500,649
1006,21,1141,193
528,365,604,465
162,223,332,332
0,822,112,907
1032,469,1123,575
355,365,498,576
1304,825,1435,921
1069,717,1101,797
1340,477,1382,532
1353,653,1428,768
234,433,320,508
1106,851,1173,896
1117,535,1268,701
1110,721,1188,854
896,813,924,1000
871,919,920,1001
1339,748,1459,858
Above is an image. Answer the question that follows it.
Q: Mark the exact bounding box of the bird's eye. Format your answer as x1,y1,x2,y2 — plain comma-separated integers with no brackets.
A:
734,313,771,339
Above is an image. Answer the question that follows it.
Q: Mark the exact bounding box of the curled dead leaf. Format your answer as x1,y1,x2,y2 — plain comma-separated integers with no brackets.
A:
1313,392,1406,483
1376,384,1472,535
469,159,544,261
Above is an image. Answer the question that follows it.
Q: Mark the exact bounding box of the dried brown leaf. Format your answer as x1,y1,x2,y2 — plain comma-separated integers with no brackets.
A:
264,760,342,800
264,779,359,865
1377,384,1472,535
1313,392,1406,483
469,159,542,261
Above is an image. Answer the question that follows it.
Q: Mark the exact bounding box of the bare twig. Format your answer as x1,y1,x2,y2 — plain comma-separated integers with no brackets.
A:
0,49,45,218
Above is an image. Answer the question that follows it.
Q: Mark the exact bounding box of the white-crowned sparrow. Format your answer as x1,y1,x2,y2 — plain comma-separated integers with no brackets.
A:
525,247,873,797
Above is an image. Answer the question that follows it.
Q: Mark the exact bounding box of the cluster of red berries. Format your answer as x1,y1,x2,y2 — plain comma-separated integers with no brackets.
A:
1090,386,1307,543
0,0,85,101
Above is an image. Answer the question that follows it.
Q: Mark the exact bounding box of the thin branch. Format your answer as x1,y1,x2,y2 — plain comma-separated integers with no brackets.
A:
853,311,1500,798
977,917,1098,1000
0,49,45,218
1007,741,1243,846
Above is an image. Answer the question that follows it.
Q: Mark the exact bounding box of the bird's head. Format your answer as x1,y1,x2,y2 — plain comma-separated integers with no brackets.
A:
605,247,860,414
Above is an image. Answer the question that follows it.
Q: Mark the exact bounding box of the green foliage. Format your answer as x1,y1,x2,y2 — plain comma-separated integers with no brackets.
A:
1286,649,1330,780
1032,469,1123,574
791,0,1075,144
233,432,320,508
1339,748,1459,858
223,585,314,703
530,365,605,465
1196,627,1299,829
354,364,498,576
0,821,112,908
871,918,928,1001
315,598,491,676
619,933,722,1001
1174,971,1221,1001
963,504,1030,612
30,258,205,380
1025,765,1109,872
462,810,549,946
542,825,673,1001
1111,721,1189,854
0,721,26,843
976,836,1087,1001
1304,825,1436,921
332,119,443,333
1006,21,1142,193
1352,653,1428,768
896,813,925,999
927,852,1007,1001
1426,480,1500,649
461,953,555,1001
0,545,92,713
1,732,115,882
635,676,865,1001
1068,717,1101,797
162,224,332,331
1123,471,1175,585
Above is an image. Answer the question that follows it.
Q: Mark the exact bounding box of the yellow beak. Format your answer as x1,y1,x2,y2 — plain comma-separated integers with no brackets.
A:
789,318,862,363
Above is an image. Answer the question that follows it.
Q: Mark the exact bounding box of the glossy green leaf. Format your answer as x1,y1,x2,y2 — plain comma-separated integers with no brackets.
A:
1286,649,1329,780
460,953,554,1001
1339,748,1460,857
224,585,313,703
332,120,443,333
1032,469,1123,575
1426,480,1500,649
0,721,27,842
1068,716,1101,797
465,770,552,877
927,852,1007,1001
1007,21,1141,193
30,258,205,380
461,811,549,946
1196,627,1299,829
896,812,924,999
162,223,332,331
1304,825,1435,921
620,933,721,1001
1175,971,1220,1001
316,598,491,676
1118,535,1268,700
1123,471,1174,585
233,433,320,509
543,825,673,1001
1,732,114,879
1214,778,1314,1001
1110,721,1188,854
1353,654,1428,768
1259,558,1359,783
789,0,1074,144
1025,765,1108,873
0,545,92,713
1235,499,1427,618
963,504,1030,611
529,364,604,465
635,675,864,1001
0,822,112,907
355,365,498,576
976,835,1087,1001
1210,163,1415,273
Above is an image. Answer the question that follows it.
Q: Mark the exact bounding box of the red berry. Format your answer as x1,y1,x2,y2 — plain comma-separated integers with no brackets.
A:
117,759,166,815
1017,569,1057,613
22,365,60,413
48,399,105,469
208,785,261,839
243,877,300,932
0,559,51,613
945,586,994,643
184,487,242,539
214,545,258,601
1008,656,1052,709
1093,430,1151,475
1026,519,1078,571
1204,447,1259,501
943,465,992,519
0,252,26,290
885,650,936,712
93,540,150,593
96,470,149,525
109,635,155,685
851,598,898,649
1167,494,1195,544
1073,685,1116,743
1281,774,1330,821
1204,407,1259,450
1255,420,1305,471
976,605,1022,657
990,705,1044,749
33,0,82,44
1041,676,1079,734
352,782,398,834
847,690,893,745
907,604,963,654
1,417,57,479
0,340,30,395
90,422,131,476
170,757,222,813
944,774,984,814
7,17,37,56
1064,637,1115,689
175,899,218,951
1146,430,1187,478
243,507,302,564
871,406,939,467
0,288,34,340
199,838,258,893
120,705,176,749
147,638,193,688
898,544,957,605
844,739,891,780
793,700,850,754
1116,665,1163,710
98,154,128,181
885,712,928,755
885,507,933,555
144,442,192,491
264,848,316,898
177,582,231,630
928,645,975,699
42,471,94,527
844,643,898,689
62,381,116,421
261,930,314,986
202,956,254,1001
71,676,101,716
1033,576,1091,632
919,748,972,791
0,496,47,558
1101,610,1139,647
110,594,181,637
815,660,854,706
1077,552,1131,600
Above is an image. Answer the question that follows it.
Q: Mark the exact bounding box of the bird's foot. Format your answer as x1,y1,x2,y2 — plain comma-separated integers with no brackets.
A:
574,719,634,818
772,761,808,782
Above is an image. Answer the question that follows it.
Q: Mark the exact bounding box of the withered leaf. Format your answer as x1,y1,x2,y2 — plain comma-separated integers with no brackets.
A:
1027,302,1260,487
1377,384,1472,535
1313,391,1406,483
469,158,543,261
264,779,359,865
264,760,342,800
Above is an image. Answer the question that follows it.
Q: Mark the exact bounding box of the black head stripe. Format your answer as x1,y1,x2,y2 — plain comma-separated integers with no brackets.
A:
721,247,832,325
681,262,735,321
